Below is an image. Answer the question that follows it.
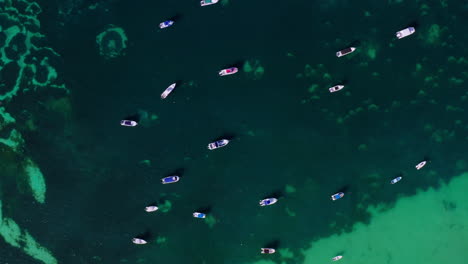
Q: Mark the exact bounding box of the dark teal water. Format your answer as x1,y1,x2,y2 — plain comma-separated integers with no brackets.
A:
1,0,467,263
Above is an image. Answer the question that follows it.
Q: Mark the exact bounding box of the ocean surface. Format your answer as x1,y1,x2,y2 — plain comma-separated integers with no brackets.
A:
0,0,467,264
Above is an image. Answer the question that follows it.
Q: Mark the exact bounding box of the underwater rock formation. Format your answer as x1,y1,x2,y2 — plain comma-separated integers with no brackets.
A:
96,24,128,59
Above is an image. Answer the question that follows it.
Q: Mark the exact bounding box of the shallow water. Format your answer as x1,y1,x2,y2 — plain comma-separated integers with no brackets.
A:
0,0,467,263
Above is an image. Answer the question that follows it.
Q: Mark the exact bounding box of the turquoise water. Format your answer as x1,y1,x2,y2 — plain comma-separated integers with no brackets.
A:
0,0,467,264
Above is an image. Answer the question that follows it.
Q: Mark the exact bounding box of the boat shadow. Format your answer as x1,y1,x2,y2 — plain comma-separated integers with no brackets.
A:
194,206,212,214
123,113,140,123
135,230,153,241
338,79,349,85
149,197,171,207
327,79,349,88
169,14,183,22
263,189,285,199
347,40,361,48
406,20,420,29
222,60,245,69
335,184,351,194
174,80,183,86
213,133,237,141
264,239,280,249
166,167,186,177
422,155,431,162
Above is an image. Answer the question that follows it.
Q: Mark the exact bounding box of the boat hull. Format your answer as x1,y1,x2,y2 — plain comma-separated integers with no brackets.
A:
200,0,219,6
259,198,278,206
261,248,276,254
207,139,229,150
415,161,427,170
336,47,356,57
132,238,147,244
161,176,180,184
145,206,159,212
159,21,174,29
331,192,344,201
219,67,238,76
193,212,206,218
161,83,176,99
396,27,415,39
120,120,138,127
390,177,402,184
329,85,344,93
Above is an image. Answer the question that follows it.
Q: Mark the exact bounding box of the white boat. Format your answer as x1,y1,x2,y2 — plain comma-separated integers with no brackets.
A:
207,139,229,150
218,67,238,76
193,212,206,218
396,27,415,39
390,176,402,184
159,20,174,29
161,83,176,99
120,120,138,127
415,161,427,170
145,206,159,212
200,0,219,6
161,175,180,184
332,255,343,261
331,192,344,201
329,85,344,93
132,238,147,244
261,248,276,254
336,47,356,57
259,198,278,206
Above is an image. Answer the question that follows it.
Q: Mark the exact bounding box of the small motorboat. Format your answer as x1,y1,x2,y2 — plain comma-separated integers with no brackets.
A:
200,0,219,6
329,85,344,93
390,176,402,184
396,27,416,39
161,176,180,184
161,83,176,99
120,120,138,127
331,192,344,201
193,212,206,218
145,206,159,212
218,67,238,76
415,161,427,170
159,20,174,29
336,47,356,57
207,139,229,150
259,198,278,206
261,248,276,254
332,255,343,261
132,238,147,245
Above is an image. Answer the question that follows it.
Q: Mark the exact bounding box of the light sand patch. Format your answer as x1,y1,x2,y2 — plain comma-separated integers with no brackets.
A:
302,172,468,264
23,158,47,204
0,201,57,264
0,107,16,125
279,248,294,259
367,46,376,60
45,97,72,120
96,25,128,59
0,129,24,151
357,144,367,151
23,231,58,264
139,160,151,166
285,184,296,194
159,200,172,213
285,207,296,217
156,236,167,244
205,215,217,228
243,60,265,80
